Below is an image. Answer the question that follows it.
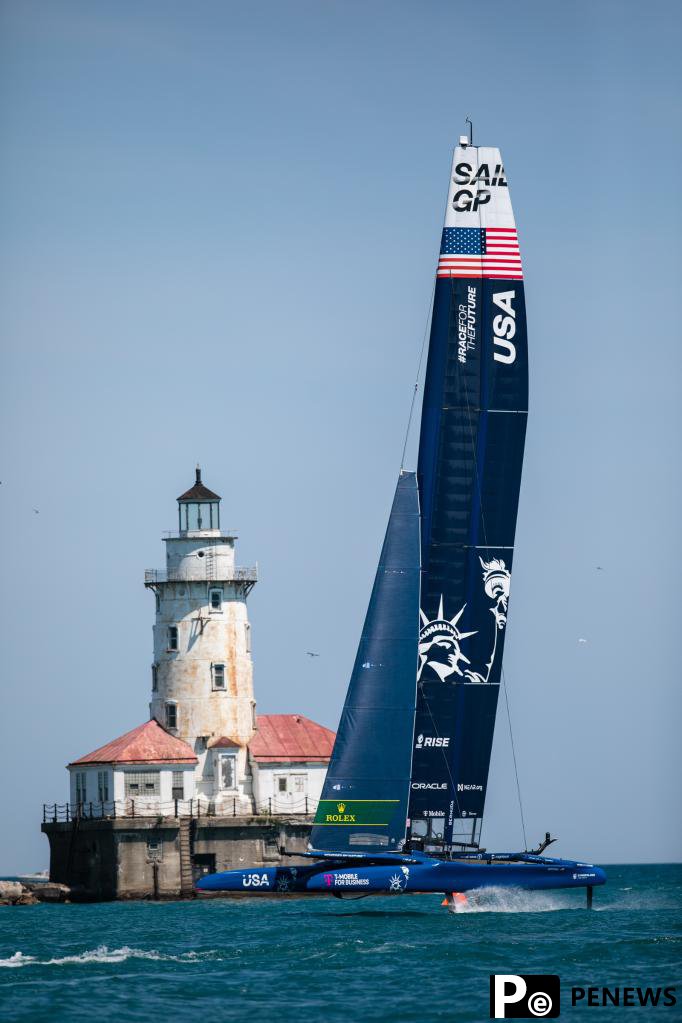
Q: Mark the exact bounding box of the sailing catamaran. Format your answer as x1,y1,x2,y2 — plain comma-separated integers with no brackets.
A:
197,132,606,906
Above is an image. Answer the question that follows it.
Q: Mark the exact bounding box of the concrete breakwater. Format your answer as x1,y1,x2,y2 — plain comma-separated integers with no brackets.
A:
42,814,313,901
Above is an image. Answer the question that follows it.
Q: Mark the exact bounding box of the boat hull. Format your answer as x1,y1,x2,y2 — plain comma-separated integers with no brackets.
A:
195,854,606,896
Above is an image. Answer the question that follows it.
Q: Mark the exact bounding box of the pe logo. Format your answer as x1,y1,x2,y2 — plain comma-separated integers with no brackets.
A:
490,975,560,1018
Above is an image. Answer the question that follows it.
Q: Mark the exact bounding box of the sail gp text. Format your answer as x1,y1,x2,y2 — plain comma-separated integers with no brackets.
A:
451,161,507,213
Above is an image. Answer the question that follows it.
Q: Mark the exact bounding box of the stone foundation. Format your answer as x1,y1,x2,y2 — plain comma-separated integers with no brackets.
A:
42,816,313,901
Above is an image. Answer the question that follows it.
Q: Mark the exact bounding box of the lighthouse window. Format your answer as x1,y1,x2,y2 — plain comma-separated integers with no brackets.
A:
165,702,178,730
186,503,203,531
171,771,184,800
212,663,226,690
151,664,158,691
125,772,160,797
209,588,223,612
75,772,87,804
97,771,109,802
167,626,178,651
219,754,236,790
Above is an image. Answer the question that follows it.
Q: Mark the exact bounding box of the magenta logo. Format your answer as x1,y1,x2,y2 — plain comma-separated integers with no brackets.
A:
324,873,333,887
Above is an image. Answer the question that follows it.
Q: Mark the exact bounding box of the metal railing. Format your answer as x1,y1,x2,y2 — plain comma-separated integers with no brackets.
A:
256,797,318,816
43,796,318,823
162,531,238,540
144,566,258,584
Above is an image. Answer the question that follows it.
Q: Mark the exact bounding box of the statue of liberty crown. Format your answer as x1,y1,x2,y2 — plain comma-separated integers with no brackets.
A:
419,596,477,643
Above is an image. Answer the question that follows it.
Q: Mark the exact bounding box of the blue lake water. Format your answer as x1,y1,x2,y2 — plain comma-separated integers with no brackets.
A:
1,864,680,1022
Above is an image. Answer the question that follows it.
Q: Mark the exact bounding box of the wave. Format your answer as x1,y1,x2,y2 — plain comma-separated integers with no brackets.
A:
0,946,215,968
0,953,36,968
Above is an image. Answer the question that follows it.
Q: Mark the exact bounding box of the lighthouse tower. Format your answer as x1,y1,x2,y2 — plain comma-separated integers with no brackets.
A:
145,468,258,811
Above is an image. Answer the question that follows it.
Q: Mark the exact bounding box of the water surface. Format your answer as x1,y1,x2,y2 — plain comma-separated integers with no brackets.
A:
1,864,680,1021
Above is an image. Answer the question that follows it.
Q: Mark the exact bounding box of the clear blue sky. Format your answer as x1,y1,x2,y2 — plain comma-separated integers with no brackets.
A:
1,0,680,873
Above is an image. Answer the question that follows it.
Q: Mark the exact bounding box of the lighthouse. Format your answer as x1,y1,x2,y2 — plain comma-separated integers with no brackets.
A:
145,467,258,812
45,467,335,899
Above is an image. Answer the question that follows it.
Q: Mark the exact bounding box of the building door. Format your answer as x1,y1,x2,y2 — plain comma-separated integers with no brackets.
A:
192,853,216,883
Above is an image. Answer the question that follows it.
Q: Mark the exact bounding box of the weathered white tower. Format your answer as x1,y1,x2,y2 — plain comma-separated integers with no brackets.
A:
145,468,258,811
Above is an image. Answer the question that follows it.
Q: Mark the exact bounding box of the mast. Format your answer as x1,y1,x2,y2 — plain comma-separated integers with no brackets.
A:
409,140,528,850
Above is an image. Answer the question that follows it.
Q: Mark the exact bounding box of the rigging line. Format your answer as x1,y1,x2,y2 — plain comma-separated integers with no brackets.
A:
400,279,435,472
502,665,528,851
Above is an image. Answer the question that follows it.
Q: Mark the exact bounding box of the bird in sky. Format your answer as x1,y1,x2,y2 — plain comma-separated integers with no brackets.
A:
306,651,320,657
33,508,39,514
596,566,604,571
578,638,588,644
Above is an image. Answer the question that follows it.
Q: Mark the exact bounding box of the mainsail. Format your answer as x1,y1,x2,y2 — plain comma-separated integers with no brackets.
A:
408,145,528,847
310,472,420,853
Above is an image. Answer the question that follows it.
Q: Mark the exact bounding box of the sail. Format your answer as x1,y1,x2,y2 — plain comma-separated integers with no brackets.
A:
311,472,420,853
409,146,528,847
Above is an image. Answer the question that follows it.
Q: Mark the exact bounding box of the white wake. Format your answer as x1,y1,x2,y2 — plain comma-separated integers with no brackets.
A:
0,946,212,968
447,886,575,914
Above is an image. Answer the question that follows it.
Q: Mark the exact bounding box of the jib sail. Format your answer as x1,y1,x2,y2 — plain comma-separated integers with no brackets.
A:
408,145,528,848
310,472,420,853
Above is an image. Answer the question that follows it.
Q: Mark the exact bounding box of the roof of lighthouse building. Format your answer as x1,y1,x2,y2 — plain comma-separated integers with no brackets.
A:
68,719,197,767
177,465,221,503
249,714,335,763
207,735,241,749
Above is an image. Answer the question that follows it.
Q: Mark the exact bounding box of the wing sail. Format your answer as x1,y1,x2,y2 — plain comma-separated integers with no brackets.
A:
310,472,420,854
409,146,528,849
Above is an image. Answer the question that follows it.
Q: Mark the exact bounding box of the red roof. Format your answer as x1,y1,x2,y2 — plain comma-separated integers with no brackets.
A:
208,735,241,749
249,714,335,763
69,719,197,767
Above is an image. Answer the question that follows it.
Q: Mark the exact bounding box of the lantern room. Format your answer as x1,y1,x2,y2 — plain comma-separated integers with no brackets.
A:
177,466,221,533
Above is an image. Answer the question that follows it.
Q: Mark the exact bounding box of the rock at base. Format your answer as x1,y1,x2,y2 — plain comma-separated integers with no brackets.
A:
0,880,72,905
0,881,25,904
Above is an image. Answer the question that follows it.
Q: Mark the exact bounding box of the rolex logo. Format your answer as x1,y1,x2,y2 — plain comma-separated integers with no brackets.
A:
316,798,395,828
324,800,355,824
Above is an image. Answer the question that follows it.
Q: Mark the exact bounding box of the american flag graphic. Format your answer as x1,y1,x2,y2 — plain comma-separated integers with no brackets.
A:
437,227,523,280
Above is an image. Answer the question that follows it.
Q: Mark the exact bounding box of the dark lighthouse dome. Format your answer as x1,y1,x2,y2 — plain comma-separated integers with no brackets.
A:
177,465,221,532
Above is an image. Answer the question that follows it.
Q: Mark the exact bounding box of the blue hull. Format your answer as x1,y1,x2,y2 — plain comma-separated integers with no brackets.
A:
196,851,606,896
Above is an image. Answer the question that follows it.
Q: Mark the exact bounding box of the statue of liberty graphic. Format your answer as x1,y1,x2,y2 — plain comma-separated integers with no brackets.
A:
418,558,511,684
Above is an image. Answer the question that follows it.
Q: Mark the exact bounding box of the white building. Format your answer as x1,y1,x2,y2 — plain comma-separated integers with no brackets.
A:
66,468,334,817
68,719,198,814
249,714,335,815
